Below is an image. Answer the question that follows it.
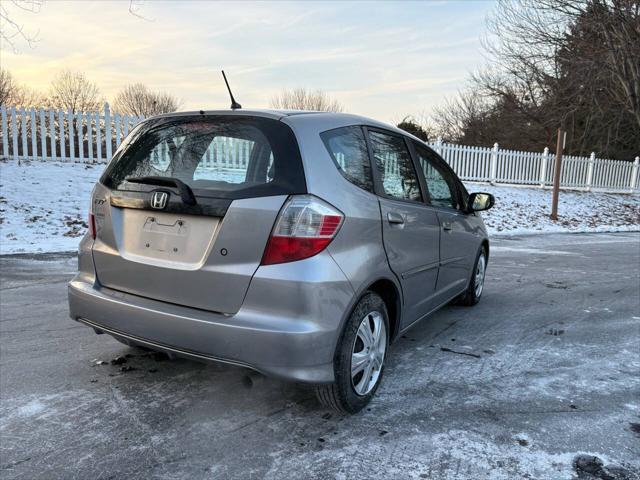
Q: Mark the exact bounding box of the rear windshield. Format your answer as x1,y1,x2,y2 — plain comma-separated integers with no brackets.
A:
101,115,306,199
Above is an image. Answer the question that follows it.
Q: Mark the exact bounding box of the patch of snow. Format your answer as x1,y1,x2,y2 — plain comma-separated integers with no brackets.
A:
17,399,46,417
0,160,638,254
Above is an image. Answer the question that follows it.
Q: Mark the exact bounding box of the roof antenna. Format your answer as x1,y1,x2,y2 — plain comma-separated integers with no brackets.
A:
221,70,242,110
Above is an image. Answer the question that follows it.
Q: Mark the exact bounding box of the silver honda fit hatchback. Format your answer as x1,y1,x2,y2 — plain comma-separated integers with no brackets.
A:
68,109,494,413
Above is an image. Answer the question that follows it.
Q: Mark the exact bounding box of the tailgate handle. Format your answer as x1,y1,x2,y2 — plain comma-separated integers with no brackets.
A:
387,212,405,225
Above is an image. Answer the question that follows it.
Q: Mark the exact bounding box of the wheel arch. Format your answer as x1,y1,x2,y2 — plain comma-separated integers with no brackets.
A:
364,277,402,344
481,238,490,262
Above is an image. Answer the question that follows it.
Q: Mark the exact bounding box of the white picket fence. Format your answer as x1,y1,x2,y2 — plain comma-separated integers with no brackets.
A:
1,103,638,193
430,140,639,193
0,103,143,164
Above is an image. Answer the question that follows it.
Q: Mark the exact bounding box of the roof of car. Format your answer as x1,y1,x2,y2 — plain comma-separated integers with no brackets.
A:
144,109,421,143
148,108,367,119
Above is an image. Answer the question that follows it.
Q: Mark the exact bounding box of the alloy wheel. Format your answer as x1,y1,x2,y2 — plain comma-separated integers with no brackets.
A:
475,254,486,298
351,311,387,396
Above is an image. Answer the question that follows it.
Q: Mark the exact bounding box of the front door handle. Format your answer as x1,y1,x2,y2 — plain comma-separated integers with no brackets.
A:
442,222,452,232
387,212,405,225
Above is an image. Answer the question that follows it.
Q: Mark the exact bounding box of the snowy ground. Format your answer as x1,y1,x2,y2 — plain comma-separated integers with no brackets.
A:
470,182,640,236
0,161,99,254
0,160,638,254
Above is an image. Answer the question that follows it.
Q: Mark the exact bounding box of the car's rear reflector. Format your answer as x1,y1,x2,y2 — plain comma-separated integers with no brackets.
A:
261,195,344,265
89,212,96,239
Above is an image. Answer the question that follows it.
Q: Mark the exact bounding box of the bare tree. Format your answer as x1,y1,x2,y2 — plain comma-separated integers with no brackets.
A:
113,83,181,117
48,70,102,113
431,91,498,144
427,0,639,158
270,88,343,112
0,68,18,105
479,0,640,130
0,0,42,53
10,84,41,107
585,1,640,128
0,67,42,106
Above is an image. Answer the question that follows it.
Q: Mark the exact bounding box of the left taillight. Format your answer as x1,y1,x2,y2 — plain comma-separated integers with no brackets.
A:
261,195,344,266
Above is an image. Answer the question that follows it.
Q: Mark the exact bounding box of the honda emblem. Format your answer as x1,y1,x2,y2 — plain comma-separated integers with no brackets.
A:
151,191,168,210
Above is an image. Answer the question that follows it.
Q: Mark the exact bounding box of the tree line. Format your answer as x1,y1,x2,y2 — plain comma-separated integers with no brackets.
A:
424,0,640,160
0,68,344,118
2,0,637,160
0,68,181,117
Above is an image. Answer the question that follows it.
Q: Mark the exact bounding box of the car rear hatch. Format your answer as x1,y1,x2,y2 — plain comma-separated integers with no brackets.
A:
91,114,306,314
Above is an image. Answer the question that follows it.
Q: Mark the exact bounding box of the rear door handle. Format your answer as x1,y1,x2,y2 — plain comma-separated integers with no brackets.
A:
387,212,405,225
442,222,452,232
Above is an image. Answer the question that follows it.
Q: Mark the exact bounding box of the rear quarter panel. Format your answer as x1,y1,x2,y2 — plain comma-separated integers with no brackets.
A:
283,115,402,330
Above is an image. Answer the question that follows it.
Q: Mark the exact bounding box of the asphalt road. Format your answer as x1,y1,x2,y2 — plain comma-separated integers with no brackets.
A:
1,232,639,480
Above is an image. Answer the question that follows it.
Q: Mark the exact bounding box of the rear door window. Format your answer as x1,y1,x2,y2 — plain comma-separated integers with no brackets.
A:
320,126,373,193
101,116,305,199
368,130,422,202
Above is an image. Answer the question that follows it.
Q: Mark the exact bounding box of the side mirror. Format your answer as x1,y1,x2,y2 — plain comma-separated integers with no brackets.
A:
467,192,495,213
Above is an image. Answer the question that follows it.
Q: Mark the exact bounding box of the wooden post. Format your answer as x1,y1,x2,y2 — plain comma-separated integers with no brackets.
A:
550,128,564,220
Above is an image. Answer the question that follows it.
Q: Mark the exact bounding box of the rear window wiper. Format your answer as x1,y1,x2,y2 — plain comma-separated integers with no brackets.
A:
125,176,197,205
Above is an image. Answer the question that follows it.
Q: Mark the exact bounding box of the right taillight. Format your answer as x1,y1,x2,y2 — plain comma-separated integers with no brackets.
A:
261,195,344,266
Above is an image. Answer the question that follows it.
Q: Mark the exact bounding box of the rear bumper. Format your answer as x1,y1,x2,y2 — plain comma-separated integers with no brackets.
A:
68,250,356,384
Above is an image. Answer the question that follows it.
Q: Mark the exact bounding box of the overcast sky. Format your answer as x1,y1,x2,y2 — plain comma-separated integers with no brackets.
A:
2,0,494,122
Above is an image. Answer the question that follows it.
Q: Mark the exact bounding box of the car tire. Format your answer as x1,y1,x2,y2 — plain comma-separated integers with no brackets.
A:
315,292,389,414
456,246,487,306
